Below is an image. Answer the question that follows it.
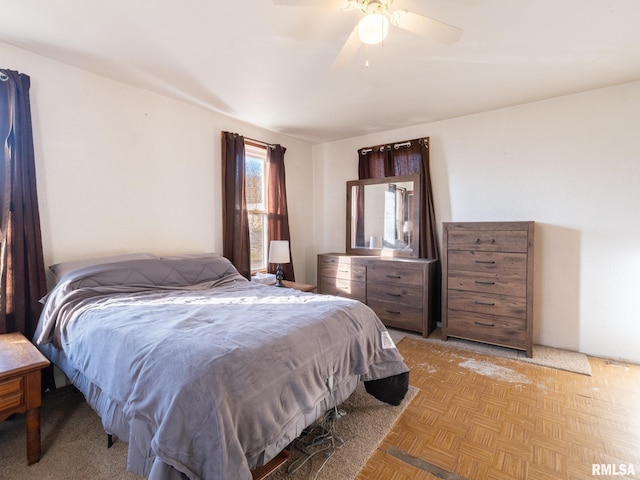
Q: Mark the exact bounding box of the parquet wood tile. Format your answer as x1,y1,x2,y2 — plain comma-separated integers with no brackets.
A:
357,336,640,480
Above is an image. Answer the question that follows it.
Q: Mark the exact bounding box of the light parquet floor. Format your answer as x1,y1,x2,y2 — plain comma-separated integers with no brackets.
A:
358,337,640,480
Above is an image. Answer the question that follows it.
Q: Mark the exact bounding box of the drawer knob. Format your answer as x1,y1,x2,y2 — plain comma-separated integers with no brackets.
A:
474,321,495,328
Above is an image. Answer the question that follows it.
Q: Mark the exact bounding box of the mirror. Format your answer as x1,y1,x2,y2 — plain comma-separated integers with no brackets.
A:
346,174,420,257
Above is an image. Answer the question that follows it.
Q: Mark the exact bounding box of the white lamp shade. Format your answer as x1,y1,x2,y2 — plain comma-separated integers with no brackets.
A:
269,240,290,264
358,13,389,45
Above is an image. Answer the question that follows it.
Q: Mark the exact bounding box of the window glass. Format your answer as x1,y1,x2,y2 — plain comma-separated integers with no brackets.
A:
245,143,268,272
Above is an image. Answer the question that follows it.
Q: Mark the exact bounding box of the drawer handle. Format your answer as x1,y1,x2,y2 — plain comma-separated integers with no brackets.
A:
338,269,349,273
386,293,402,297
475,260,495,264
386,275,402,279
475,301,495,306
475,280,495,285
475,321,495,327
386,310,401,315
475,239,496,244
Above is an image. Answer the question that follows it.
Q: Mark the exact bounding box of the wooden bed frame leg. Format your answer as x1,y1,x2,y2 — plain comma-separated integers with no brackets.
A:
251,449,290,480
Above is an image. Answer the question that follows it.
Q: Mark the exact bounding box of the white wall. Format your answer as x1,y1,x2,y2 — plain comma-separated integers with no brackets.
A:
311,82,640,364
1,42,314,285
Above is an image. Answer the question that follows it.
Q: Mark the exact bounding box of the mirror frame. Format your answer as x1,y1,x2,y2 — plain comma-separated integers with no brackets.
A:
346,174,421,257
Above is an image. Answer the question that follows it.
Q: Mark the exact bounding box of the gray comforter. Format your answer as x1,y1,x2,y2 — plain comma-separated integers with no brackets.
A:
34,254,409,480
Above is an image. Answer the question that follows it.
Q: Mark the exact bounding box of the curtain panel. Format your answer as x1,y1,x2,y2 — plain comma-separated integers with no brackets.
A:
0,69,47,339
221,131,251,280
267,144,295,281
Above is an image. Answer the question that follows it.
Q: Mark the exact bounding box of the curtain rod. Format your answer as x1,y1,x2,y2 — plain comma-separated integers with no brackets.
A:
244,136,277,150
224,131,279,150
359,138,428,155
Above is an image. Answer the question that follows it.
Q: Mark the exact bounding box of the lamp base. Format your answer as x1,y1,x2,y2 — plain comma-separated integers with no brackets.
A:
275,263,284,287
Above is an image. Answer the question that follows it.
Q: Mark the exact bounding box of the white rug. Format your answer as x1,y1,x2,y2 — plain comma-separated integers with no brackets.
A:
389,327,592,376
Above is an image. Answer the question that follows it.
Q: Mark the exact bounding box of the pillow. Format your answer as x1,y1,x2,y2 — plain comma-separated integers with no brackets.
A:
49,253,158,281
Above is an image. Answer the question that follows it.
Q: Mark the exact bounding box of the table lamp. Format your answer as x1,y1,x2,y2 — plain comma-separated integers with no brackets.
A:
268,240,290,287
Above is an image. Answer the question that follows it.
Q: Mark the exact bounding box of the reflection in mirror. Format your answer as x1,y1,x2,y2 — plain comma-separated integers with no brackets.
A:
346,174,420,257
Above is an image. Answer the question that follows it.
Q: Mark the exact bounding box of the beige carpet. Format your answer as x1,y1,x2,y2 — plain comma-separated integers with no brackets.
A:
390,327,592,376
269,383,417,480
0,383,417,480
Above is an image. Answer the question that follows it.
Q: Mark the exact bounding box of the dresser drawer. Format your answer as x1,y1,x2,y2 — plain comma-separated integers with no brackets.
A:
318,256,366,282
367,282,422,305
447,251,526,277
445,310,526,349
447,229,529,253
448,271,526,297
367,299,423,332
318,276,365,301
367,264,423,286
448,290,527,319
0,376,24,411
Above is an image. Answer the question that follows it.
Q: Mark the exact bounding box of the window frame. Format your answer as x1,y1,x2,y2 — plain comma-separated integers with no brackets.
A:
244,141,269,274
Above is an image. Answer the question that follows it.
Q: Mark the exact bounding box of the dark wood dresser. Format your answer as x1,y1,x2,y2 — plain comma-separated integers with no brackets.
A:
317,253,437,336
441,221,534,357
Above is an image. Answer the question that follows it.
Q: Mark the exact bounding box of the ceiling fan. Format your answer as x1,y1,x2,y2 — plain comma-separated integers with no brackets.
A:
272,0,463,69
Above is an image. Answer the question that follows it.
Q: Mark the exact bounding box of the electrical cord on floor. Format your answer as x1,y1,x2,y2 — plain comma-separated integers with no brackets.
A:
287,382,347,480
287,407,346,480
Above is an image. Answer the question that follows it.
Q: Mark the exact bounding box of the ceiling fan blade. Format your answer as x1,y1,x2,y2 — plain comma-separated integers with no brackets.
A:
331,28,361,70
394,10,463,44
272,0,346,7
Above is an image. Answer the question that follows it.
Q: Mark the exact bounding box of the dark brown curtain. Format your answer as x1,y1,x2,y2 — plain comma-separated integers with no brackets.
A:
357,137,439,260
221,131,251,279
0,70,47,340
358,144,391,178
266,144,295,281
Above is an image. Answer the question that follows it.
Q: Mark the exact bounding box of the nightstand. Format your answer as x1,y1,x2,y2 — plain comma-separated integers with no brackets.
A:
281,280,317,293
0,332,50,465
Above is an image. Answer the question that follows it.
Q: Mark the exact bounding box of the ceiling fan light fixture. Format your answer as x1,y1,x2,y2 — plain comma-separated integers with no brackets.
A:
358,13,389,45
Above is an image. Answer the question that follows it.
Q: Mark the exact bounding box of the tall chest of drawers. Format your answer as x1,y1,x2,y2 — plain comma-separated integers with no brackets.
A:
317,253,437,336
442,222,534,357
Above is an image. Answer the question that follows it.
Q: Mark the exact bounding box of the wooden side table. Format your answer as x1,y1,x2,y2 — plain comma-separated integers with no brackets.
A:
0,332,50,465
281,280,317,293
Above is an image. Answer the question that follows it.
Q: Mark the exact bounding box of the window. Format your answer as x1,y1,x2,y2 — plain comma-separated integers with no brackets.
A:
244,142,268,272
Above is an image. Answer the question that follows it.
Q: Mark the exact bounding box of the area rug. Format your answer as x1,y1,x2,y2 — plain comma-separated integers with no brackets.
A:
0,383,418,480
390,328,592,376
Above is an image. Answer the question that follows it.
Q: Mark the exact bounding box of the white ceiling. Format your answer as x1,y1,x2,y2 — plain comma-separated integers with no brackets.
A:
2,0,640,144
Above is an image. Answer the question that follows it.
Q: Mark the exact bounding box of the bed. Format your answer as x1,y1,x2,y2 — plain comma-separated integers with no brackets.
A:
33,253,409,480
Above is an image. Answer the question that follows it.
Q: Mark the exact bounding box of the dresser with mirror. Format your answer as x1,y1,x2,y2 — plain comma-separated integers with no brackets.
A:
318,174,437,336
